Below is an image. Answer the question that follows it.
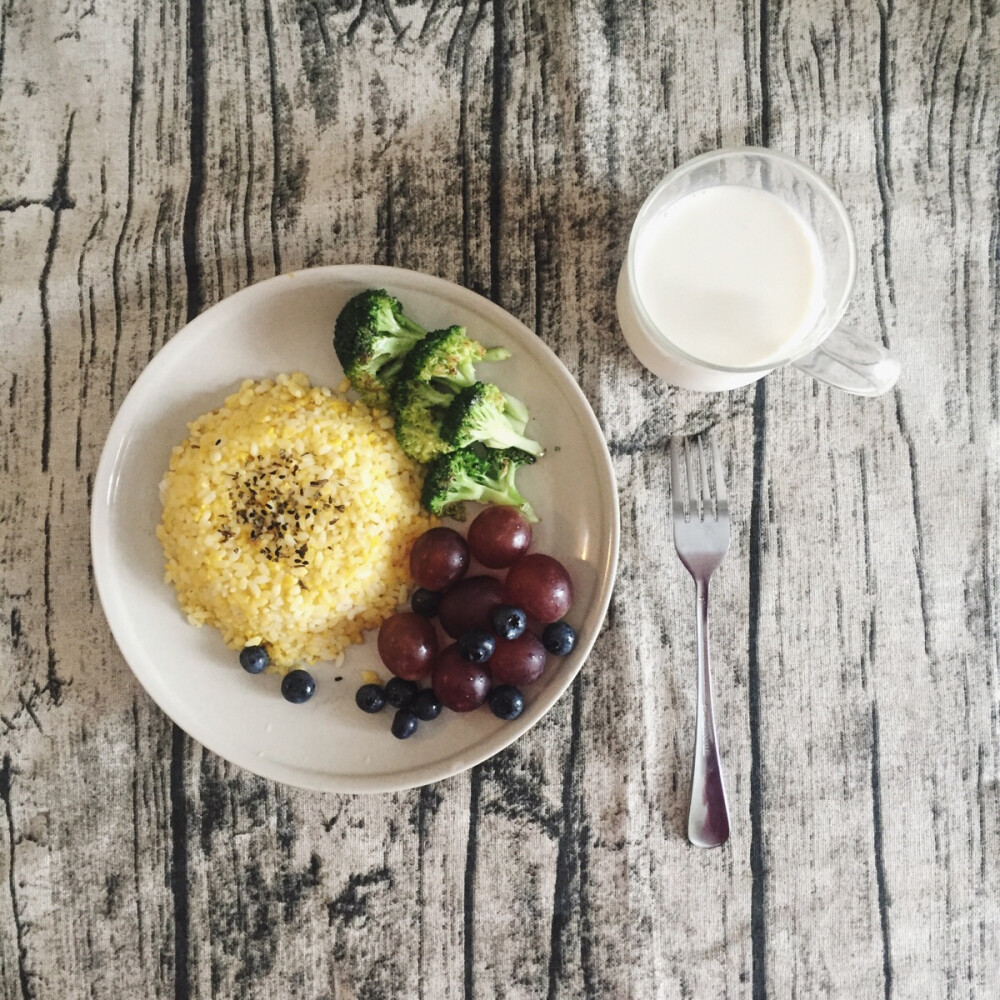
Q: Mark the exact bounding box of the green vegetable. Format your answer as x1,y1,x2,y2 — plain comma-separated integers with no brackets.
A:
332,289,544,519
390,326,513,462
395,325,510,392
333,289,427,408
439,382,543,458
391,377,456,464
420,447,538,522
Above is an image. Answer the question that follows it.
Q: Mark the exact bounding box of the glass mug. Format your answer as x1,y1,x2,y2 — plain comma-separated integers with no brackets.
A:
616,148,900,395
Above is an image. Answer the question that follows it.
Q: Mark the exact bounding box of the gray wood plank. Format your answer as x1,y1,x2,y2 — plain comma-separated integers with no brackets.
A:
1,3,191,999
745,0,1000,997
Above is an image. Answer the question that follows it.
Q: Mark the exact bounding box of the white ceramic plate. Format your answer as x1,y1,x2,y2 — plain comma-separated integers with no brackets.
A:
92,265,619,793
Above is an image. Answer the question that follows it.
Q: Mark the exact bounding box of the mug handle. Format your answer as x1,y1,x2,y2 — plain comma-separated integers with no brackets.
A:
791,324,900,396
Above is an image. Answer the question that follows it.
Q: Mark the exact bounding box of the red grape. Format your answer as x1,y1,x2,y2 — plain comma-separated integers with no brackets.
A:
489,631,547,686
409,527,469,591
467,506,533,568
504,553,573,623
377,612,438,680
439,575,505,638
432,644,491,711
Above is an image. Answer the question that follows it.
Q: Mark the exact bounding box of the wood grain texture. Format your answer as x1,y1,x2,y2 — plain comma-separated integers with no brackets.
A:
1,0,998,997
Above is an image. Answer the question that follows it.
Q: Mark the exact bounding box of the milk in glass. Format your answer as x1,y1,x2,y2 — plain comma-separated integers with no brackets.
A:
633,186,824,369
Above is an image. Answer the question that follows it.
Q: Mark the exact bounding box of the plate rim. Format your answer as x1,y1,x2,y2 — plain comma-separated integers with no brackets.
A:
91,264,620,793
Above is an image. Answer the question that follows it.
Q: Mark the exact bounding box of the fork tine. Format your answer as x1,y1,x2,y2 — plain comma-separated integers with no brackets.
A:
669,438,685,517
710,435,727,507
697,436,713,520
684,437,699,520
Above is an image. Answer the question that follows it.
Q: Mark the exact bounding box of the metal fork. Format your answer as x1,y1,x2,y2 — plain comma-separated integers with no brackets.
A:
670,434,731,849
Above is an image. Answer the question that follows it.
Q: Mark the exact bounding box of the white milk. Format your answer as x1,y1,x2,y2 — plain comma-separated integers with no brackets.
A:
633,186,825,368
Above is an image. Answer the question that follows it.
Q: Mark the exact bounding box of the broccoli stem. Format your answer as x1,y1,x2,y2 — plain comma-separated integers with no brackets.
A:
501,392,530,428
397,314,427,339
483,424,543,457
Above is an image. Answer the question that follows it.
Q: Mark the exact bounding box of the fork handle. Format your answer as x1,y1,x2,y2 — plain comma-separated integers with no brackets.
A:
688,578,731,848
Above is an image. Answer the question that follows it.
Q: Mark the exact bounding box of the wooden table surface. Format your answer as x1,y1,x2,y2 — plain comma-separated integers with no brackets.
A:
2,2,998,997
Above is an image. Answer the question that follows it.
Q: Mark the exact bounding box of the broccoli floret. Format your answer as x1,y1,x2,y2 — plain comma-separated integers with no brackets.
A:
420,447,538,521
393,328,517,449
439,382,543,458
391,378,456,464
333,289,427,408
396,325,510,391
483,447,538,521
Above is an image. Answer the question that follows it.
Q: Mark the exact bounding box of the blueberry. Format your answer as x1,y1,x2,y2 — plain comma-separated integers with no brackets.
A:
492,605,527,641
239,645,269,674
458,629,496,664
355,683,386,714
411,689,442,721
385,677,418,708
281,669,316,704
542,621,577,656
487,685,525,721
391,710,419,740
411,588,442,617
